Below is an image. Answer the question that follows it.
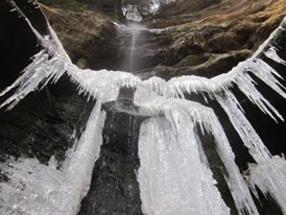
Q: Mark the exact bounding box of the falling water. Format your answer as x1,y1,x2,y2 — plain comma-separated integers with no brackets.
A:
129,24,139,72
117,23,146,73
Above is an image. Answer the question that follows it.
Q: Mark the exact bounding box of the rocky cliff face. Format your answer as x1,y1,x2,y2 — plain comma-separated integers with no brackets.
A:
43,0,286,77
0,0,286,214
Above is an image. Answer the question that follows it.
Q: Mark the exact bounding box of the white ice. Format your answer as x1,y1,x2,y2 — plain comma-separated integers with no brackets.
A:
138,112,230,215
248,156,286,215
0,100,106,215
136,97,259,215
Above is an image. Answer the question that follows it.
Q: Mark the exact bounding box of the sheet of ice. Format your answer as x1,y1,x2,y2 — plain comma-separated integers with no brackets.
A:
56,100,106,214
194,129,210,166
138,116,229,215
0,101,106,215
0,158,64,215
137,98,258,215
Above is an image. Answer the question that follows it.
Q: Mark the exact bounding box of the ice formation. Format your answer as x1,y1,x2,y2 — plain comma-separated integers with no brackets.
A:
248,156,286,214
122,0,177,22
122,4,143,22
215,91,272,162
0,100,106,215
122,0,175,22
138,116,230,215
1,1,286,215
0,157,65,215
137,99,258,215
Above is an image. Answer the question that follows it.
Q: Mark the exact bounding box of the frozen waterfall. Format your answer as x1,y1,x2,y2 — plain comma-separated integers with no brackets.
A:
138,116,230,215
1,1,286,215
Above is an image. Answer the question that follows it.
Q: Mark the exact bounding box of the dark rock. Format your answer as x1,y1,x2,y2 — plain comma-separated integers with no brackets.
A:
0,0,94,164
79,111,144,215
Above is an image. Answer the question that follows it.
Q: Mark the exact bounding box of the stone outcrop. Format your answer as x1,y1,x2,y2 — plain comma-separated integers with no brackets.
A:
42,0,286,79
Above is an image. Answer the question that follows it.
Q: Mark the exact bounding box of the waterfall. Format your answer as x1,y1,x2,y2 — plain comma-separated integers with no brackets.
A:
116,23,146,73
129,24,140,72
1,2,286,215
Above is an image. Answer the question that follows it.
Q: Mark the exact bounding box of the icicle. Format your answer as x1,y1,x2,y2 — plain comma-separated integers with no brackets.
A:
250,59,286,98
2,5,286,121
57,99,106,214
216,91,272,162
0,49,68,110
0,20,72,109
136,97,258,215
215,91,286,215
248,156,286,215
0,100,106,215
194,128,210,167
253,16,286,59
147,18,286,115
0,21,141,107
67,67,140,103
235,72,284,122
265,46,286,66
208,114,260,215
163,51,286,107
138,115,229,215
